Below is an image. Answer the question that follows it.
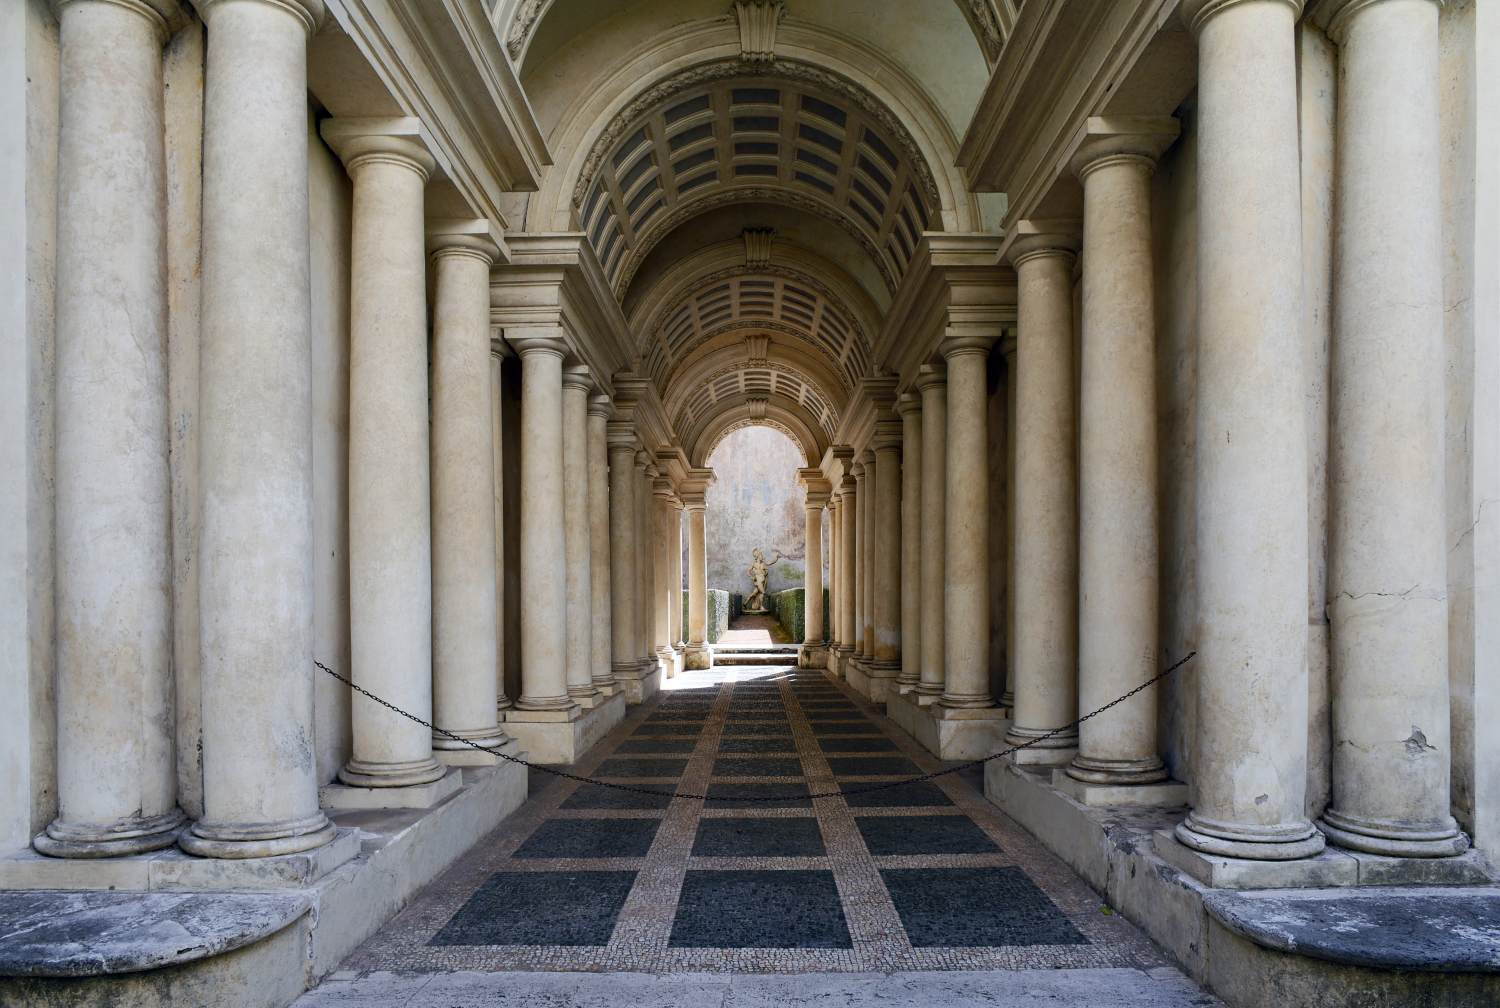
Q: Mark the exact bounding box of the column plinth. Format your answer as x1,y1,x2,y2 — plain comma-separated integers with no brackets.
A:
1066,124,1177,789
1174,0,1323,861
1004,230,1080,761
185,0,336,857
915,366,947,702
1316,0,1466,859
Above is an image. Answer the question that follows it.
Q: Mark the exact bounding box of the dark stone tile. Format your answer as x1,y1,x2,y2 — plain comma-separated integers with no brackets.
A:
631,723,702,737
720,723,794,737
798,700,859,710
429,870,636,946
669,870,850,948
856,815,1000,856
596,757,688,778
691,818,826,857
614,739,697,755
827,756,922,777
817,736,900,753
718,736,797,754
880,867,1086,947
704,782,812,807
514,818,662,859
810,721,881,735
561,783,675,810
803,709,867,721
711,756,803,778
839,781,953,808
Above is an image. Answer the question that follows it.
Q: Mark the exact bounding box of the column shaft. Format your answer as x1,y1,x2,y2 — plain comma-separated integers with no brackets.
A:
41,0,183,858
917,369,947,698
804,505,825,646
338,129,442,789
940,334,997,708
1319,0,1466,857
490,349,511,709
562,368,598,703
587,398,616,691
687,506,709,660
514,338,574,712
872,433,902,670
1069,142,1169,784
838,482,857,661
1175,0,1321,860
897,397,923,688
670,501,684,648
652,486,674,659
607,431,639,679
1001,348,1018,708
829,498,842,646
186,0,334,857
430,237,505,751
861,458,876,657
635,455,656,669
1005,238,1079,756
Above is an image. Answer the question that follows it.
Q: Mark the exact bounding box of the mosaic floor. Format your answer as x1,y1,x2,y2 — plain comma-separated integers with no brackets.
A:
329,665,1190,978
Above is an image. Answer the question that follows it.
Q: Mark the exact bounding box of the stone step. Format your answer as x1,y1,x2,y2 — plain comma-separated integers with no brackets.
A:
712,652,798,666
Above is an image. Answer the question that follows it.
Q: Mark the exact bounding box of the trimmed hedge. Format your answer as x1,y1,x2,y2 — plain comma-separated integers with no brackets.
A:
682,589,731,644
771,587,830,644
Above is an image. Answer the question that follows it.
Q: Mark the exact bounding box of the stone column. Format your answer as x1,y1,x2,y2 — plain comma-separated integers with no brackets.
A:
940,330,999,709
669,498,684,650
837,477,858,670
185,0,335,857
39,0,185,858
562,365,601,706
829,496,842,649
324,120,444,793
916,366,947,701
588,396,618,694
652,477,677,666
851,458,868,661
1003,227,1080,763
1066,123,1179,792
512,334,577,714
636,452,658,673
1317,0,1466,858
685,497,711,668
871,422,903,687
607,424,640,682
896,394,923,692
1174,0,1322,861
1001,345,1018,709
799,479,829,667
490,344,512,711
861,453,877,659
429,225,508,761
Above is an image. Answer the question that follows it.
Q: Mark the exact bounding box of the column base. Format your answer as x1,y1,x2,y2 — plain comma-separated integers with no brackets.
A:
435,735,521,768
505,691,624,764
1173,811,1326,862
895,675,921,695
569,685,608,709
1004,724,1078,766
432,725,508,757
1317,809,1471,859
32,809,187,860
1064,754,1169,786
337,754,447,790
321,766,464,812
1051,769,1187,807
885,693,1010,760
613,659,662,704
178,810,339,860
684,642,712,670
797,643,826,669
830,646,855,680
592,678,623,698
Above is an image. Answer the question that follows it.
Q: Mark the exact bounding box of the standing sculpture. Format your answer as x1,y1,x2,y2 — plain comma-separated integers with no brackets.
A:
742,547,788,613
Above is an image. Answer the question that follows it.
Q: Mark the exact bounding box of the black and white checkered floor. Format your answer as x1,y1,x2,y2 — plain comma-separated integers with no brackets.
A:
328,667,1187,977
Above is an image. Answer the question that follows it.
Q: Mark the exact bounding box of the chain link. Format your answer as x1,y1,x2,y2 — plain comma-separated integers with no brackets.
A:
314,652,1195,803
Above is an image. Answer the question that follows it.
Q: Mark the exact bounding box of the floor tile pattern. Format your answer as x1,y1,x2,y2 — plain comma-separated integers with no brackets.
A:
339,667,1170,974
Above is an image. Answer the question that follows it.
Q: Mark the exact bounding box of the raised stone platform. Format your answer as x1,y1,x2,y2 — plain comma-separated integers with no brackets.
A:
886,690,1010,760
984,757,1500,1008
505,691,625,764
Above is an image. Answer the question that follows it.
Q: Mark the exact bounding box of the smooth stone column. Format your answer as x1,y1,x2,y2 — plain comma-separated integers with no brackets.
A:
837,478,858,671
871,423,903,682
669,498,684,653
40,0,185,858
896,394,923,692
512,335,577,714
636,453,657,673
861,453,877,659
562,365,601,706
1317,0,1467,858
1004,228,1080,763
587,396,618,694
185,0,335,857
1001,345,1018,709
851,458,869,660
490,344,512,711
607,425,640,682
652,478,677,667
916,366,947,702
1066,125,1177,789
939,331,999,709
799,479,829,667
1174,0,1322,861
829,497,842,649
327,122,444,792
429,227,508,760
685,498,710,668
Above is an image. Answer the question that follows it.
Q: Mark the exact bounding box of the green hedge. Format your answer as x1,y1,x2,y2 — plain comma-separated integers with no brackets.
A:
772,588,805,643
682,589,731,644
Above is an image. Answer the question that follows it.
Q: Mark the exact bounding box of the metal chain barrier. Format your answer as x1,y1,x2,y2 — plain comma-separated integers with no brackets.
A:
314,651,1195,803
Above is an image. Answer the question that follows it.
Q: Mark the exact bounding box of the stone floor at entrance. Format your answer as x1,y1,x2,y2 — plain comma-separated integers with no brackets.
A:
297,668,1219,1005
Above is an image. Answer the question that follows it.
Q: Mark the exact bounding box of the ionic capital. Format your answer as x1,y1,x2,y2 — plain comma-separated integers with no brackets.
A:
1180,0,1304,36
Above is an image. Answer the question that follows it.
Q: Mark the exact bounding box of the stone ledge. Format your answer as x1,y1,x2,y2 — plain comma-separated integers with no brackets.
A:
0,889,310,978
1203,887,1500,973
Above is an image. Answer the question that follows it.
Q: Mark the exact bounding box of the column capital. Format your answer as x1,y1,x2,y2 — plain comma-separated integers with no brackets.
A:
1004,219,1081,269
895,392,921,418
562,363,595,393
798,468,831,497
636,449,655,472
489,334,514,360
196,0,324,35
839,475,857,495
320,117,437,180
427,219,503,265
1180,0,1304,35
55,0,188,40
1068,116,1180,180
940,327,1000,360
913,363,946,394
606,421,637,449
1307,0,1425,41
508,329,569,359
851,457,868,478
872,419,903,453
588,393,615,420
652,476,679,503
